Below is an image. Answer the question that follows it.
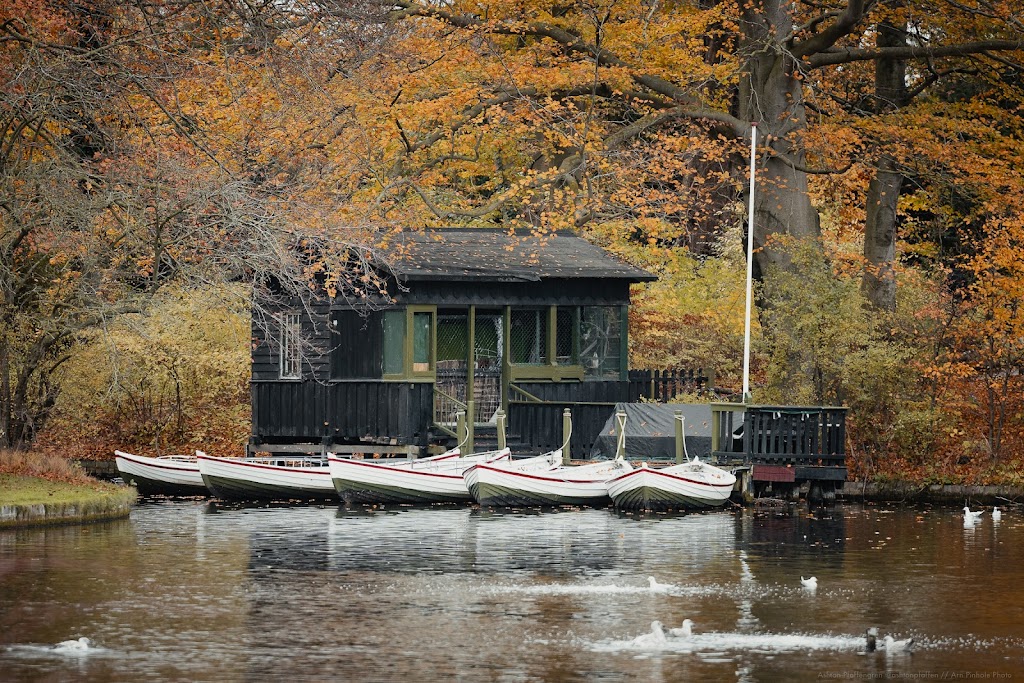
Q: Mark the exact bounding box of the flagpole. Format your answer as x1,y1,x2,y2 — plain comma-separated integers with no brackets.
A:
742,122,757,404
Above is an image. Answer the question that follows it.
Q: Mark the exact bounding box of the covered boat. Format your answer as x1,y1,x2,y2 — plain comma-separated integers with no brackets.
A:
197,451,335,501
329,448,511,504
605,458,736,511
472,457,633,507
114,450,207,496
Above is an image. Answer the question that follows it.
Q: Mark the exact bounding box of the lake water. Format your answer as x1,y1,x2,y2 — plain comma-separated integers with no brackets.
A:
2,500,1023,682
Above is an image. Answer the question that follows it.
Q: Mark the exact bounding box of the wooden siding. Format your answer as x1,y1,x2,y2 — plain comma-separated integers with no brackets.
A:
251,381,434,446
251,300,332,382
331,310,384,379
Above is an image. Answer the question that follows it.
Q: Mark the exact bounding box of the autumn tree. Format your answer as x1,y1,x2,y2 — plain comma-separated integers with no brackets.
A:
0,0,389,448
331,1,1024,307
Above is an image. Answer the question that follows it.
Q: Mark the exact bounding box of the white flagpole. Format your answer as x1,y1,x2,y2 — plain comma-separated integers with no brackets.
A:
742,122,757,404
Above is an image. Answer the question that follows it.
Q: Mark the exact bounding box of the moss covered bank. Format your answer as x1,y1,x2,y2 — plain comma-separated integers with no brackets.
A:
0,475,137,529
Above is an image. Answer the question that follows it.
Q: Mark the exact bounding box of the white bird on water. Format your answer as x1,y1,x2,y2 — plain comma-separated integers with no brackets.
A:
648,576,669,591
882,634,915,653
54,637,92,652
993,506,1002,521
801,576,818,590
963,506,985,522
668,619,694,637
632,620,668,646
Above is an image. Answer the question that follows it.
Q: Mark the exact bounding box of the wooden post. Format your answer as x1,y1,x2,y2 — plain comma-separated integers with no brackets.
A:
466,306,476,455
562,408,572,465
496,408,506,451
456,410,466,453
465,399,475,455
675,410,684,464
614,410,627,460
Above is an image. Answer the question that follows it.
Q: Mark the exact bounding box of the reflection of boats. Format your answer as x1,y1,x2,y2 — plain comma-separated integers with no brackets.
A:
329,448,511,504
606,458,736,511
197,451,335,501
473,457,633,507
463,450,563,500
114,450,207,496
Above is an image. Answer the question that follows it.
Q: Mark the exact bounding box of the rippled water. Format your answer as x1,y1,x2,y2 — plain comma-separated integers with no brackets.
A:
2,501,1023,682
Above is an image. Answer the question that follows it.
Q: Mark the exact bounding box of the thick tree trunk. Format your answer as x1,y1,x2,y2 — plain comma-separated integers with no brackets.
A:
863,155,900,310
861,18,907,311
738,0,822,281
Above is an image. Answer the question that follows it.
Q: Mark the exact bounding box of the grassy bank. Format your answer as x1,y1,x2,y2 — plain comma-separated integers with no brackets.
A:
0,450,137,528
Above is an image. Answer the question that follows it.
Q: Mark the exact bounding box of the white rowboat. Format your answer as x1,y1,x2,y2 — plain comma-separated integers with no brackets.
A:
463,449,563,501
197,451,335,501
473,457,633,507
606,458,736,511
329,448,511,504
114,450,207,496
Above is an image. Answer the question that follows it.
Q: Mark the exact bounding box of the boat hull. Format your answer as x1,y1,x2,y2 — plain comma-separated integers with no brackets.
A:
330,450,510,504
606,463,735,511
197,455,335,502
114,451,207,497
474,460,631,507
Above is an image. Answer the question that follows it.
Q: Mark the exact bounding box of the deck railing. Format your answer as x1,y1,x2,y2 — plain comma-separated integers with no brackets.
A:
711,403,848,466
627,368,711,401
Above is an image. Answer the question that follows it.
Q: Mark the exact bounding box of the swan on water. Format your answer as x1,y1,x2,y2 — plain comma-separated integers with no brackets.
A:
631,620,668,646
801,576,817,589
54,637,92,651
992,506,1002,521
668,619,693,637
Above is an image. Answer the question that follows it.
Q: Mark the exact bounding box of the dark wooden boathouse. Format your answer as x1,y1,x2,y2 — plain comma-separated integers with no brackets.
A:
249,228,656,458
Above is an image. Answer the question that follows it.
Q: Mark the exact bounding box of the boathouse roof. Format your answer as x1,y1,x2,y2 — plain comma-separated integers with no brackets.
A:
380,228,656,283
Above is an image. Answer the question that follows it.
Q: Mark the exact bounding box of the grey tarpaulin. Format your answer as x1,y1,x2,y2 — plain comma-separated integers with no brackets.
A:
590,403,713,461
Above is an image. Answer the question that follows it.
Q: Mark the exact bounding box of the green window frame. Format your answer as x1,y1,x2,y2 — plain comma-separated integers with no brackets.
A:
382,305,436,380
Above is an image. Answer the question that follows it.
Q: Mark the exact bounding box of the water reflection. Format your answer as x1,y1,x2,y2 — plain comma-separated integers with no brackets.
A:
2,502,1024,682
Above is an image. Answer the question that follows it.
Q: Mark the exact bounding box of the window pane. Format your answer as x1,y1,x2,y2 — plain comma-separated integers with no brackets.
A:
581,307,621,378
279,313,301,379
382,310,405,375
555,307,575,366
510,309,547,364
413,311,432,372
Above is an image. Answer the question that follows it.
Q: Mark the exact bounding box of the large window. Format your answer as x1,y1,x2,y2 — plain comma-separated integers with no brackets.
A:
381,307,435,378
279,313,301,379
510,309,548,364
581,306,622,378
555,307,576,366
382,310,406,375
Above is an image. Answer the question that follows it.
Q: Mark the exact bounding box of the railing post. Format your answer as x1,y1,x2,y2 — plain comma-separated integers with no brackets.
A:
675,410,684,464
496,408,506,451
562,408,572,465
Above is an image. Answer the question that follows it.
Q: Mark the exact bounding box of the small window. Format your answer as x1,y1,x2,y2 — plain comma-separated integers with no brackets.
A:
412,311,433,372
382,310,405,375
511,309,548,365
581,306,621,378
279,313,301,379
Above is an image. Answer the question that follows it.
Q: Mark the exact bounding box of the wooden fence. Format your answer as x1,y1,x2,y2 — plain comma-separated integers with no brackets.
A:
627,368,711,402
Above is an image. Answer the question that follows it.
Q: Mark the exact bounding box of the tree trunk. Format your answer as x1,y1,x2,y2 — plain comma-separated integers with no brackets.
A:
738,0,822,281
861,17,907,312
863,154,900,310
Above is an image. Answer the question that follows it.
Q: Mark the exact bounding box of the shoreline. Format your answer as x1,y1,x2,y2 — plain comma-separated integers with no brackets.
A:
0,475,137,529
836,480,1023,505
